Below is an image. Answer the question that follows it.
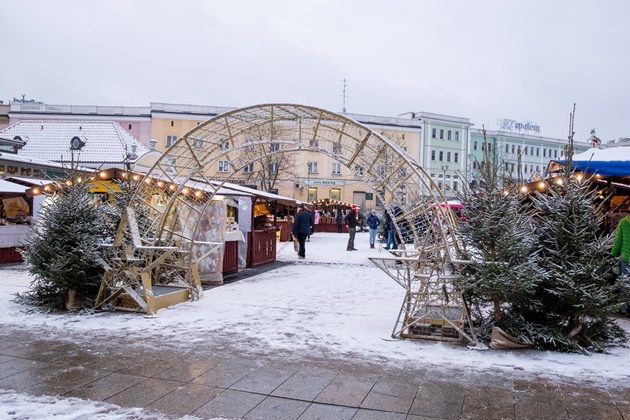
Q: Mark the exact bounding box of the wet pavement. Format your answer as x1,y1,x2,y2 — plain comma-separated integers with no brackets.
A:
0,328,628,419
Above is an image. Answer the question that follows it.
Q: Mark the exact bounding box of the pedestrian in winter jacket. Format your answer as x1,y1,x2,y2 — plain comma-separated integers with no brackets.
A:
612,213,630,274
366,210,380,249
293,204,311,259
345,208,358,251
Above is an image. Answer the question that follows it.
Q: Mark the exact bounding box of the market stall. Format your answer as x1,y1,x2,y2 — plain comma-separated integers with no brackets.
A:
309,198,352,233
0,179,37,263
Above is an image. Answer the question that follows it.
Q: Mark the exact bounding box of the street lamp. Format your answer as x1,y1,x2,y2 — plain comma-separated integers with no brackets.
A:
441,164,449,195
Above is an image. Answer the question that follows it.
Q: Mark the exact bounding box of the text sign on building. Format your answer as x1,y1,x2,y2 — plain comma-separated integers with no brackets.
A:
498,119,540,134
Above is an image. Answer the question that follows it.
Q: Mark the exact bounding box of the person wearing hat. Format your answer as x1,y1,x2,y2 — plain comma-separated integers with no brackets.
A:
345,205,358,251
292,203,311,259
366,209,380,249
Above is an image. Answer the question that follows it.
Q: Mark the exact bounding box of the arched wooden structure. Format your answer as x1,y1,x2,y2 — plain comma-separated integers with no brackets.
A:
96,104,475,343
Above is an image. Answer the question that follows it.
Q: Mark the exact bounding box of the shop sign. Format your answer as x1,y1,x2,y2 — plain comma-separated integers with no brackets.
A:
305,179,344,186
498,119,540,134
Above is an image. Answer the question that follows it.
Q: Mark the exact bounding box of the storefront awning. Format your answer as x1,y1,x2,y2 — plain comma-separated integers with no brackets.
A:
550,147,630,178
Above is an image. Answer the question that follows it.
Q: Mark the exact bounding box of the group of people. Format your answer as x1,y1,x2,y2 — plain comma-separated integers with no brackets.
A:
292,204,396,258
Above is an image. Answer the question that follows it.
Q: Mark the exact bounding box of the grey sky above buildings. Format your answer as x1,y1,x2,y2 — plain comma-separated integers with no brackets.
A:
1,0,628,142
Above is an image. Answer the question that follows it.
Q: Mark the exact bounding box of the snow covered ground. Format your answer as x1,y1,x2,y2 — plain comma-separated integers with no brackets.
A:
0,389,209,420
0,232,628,386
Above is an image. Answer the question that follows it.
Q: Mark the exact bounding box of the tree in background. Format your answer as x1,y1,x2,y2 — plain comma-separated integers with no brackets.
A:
18,173,107,310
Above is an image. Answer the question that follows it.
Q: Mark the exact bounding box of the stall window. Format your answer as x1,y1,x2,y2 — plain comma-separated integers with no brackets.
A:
0,165,5,175
7,165,18,175
307,187,317,202
329,188,341,201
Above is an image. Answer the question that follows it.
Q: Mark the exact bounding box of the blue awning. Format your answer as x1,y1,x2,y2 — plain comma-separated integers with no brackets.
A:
550,147,630,177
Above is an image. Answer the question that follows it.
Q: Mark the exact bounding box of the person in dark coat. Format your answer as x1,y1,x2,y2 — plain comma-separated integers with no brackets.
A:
336,209,343,233
366,210,380,249
345,206,358,251
292,203,311,259
383,211,398,250
307,208,315,241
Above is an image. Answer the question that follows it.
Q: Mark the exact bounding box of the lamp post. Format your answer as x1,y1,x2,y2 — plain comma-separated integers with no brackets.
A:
441,164,449,196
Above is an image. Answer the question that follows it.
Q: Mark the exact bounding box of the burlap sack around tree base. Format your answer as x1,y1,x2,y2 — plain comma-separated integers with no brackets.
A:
490,326,531,349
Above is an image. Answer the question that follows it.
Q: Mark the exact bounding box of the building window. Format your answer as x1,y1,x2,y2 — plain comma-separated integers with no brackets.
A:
473,141,478,151
511,163,515,172
488,143,492,152
554,150,558,158
307,161,318,173
269,163,278,174
128,124,132,130
170,121,174,127
355,165,365,176
332,162,341,175
447,152,451,162
543,148,546,158
308,187,317,202
524,146,528,155
244,163,254,173
454,152,459,163
505,144,509,153
536,147,540,157
453,181,458,191
440,129,444,139
505,162,510,171
330,188,341,200
219,160,230,172
432,128,436,138
220,140,229,151
431,150,436,161
270,142,280,152
473,161,477,169
166,135,177,147
447,130,452,140
536,165,540,173
439,151,444,161
455,131,460,141
20,167,31,176
309,139,319,148
560,150,564,157
517,146,521,155
332,142,342,154
192,139,203,149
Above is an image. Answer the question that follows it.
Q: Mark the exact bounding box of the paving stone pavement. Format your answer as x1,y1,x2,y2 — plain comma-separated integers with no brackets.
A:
0,328,627,420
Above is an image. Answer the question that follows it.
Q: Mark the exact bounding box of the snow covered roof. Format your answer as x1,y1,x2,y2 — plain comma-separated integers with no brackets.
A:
0,179,27,194
550,146,630,177
0,120,149,165
209,180,297,205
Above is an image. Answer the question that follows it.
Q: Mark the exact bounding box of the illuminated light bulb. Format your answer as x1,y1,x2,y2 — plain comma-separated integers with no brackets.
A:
144,178,151,184
194,190,202,198
502,189,509,196
44,185,51,192
90,176,95,181
538,181,546,189
157,181,164,188
99,171,107,179
182,187,190,195
121,172,128,179
556,178,563,185
520,186,528,193
132,175,140,181
77,177,83,183
576,174,583,181
169,184,176,191
33,188,40,195
65,180,72,186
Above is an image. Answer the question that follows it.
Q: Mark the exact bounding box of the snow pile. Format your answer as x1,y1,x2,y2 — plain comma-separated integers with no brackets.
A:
0,389,211,420
0,232,628,385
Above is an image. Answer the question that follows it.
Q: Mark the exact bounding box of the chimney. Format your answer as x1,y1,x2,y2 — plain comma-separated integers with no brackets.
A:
148,139,157,150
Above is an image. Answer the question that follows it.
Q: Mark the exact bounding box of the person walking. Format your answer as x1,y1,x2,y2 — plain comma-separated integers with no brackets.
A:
383,211,398,250
612,212,630,274
292,203,311,259
345,206,358,251
366,210,380,249
336,209,343,233
307,207,315,242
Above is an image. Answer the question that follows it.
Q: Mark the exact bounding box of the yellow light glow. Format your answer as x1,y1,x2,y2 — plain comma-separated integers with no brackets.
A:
132,175,140,181
194,190,202,198
182,187,190,195
576,174,583,181
33,188,40,195
556,178,563,185
157,181,164,188
77,177,83,183
65,180,72,186
144,178,151,184
121,172,128,179
44,185,51,192
595,174,602,179
169,184,176,191
99,171,107,179
520,186,528,193
538,181,546,189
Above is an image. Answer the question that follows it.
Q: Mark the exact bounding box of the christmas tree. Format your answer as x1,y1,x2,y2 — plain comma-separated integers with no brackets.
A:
18,173,107,310
457,127,544,340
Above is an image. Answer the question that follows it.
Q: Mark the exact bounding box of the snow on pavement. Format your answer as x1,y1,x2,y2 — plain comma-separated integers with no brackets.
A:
0,232,629,385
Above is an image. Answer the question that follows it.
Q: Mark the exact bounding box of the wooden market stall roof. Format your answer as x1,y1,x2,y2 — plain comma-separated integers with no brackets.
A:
209,180,297,206
0,179,28,194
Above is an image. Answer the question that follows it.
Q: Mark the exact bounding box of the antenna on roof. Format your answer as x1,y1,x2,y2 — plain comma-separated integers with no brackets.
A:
341,78,348,113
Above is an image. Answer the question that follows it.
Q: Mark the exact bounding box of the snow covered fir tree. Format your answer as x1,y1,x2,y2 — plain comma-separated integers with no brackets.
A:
19,173,107,311
458,122,628,352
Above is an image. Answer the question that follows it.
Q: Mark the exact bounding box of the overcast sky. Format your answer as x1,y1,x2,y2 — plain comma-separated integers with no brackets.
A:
1,0,628,141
